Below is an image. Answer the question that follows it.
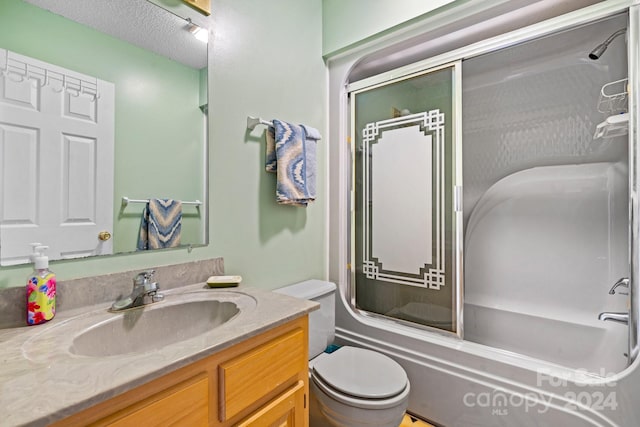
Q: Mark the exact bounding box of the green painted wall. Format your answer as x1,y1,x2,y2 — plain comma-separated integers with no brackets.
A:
0,0,326,290
322,0,455,57
207,0,327,288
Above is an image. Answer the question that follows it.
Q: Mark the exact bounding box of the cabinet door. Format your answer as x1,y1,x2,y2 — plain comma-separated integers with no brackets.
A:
237,380,305,427
219,329,306,421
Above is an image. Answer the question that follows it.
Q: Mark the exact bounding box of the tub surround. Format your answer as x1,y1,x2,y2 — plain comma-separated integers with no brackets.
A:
0,261,317,426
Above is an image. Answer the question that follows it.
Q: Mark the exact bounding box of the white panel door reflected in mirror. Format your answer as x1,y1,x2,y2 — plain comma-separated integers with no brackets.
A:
0,49,115,265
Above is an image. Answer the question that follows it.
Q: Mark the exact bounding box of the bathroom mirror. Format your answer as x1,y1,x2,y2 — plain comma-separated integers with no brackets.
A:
0,0,208,266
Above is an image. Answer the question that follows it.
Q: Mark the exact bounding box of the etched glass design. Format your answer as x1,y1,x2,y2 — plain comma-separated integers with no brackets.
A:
362,111,445,289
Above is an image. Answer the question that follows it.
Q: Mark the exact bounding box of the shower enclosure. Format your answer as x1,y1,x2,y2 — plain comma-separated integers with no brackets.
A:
331,1,640,424
349,11,631,375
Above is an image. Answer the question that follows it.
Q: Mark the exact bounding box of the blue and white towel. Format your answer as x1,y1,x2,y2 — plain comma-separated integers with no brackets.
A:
137,199,182,250
265,126,277,173
265,119,321,207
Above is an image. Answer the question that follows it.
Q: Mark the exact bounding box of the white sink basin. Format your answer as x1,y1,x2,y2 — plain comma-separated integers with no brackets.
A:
71,299,240,357
22,290,257,360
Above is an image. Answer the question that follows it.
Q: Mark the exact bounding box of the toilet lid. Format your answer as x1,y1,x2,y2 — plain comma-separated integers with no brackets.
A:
311,346,408,399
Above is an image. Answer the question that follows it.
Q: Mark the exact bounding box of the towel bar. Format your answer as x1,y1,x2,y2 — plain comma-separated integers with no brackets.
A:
247,116,274,130
121,197,202,208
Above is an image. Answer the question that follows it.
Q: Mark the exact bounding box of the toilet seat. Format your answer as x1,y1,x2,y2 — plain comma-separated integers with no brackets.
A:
311,346,410,410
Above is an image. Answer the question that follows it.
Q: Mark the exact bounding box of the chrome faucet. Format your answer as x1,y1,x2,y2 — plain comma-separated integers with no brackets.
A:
598,311,629,324
598,277,630,325
110,270,164,311
609,277,629,295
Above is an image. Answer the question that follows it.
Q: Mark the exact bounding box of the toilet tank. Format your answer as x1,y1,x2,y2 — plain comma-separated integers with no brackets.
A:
274,280,336,359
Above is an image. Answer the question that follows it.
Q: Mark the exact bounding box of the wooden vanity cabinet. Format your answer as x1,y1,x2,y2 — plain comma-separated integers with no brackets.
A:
51,316,309,427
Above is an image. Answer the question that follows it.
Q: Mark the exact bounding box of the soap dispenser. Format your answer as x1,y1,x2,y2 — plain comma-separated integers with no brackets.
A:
26,243,56,326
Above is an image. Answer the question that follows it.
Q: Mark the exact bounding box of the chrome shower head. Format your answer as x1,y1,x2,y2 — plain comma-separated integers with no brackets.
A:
588,43,608,60
589,28,627,60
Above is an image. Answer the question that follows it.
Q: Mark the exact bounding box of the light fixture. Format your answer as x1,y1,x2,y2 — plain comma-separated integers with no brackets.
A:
186,18,208,43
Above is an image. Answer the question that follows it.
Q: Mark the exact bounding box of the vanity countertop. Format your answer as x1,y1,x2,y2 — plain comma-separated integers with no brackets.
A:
0,283,318,427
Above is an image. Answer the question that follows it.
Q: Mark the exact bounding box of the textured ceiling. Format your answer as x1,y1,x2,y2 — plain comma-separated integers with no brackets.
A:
24,0,207,69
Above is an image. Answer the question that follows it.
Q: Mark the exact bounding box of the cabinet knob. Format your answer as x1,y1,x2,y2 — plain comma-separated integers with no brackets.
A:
98,231,112,241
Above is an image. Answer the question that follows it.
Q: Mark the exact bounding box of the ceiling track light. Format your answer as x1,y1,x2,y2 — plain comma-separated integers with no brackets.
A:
186,18,208,43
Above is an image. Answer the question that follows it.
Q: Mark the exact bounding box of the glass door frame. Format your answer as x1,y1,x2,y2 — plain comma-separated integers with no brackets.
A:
347,61,464,339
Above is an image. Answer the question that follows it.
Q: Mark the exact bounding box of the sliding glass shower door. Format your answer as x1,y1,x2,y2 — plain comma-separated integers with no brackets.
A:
350,62,463,336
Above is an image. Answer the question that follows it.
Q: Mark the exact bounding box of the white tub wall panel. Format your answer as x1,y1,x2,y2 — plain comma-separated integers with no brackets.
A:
464,163,628,321
463,162,629,372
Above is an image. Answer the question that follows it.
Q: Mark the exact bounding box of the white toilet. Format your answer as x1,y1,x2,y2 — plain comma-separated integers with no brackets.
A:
275,280,410,427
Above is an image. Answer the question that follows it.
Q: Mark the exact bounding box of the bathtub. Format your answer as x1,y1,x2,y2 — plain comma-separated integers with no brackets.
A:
464,302,627,374
463,162,629,375
335,163,633,426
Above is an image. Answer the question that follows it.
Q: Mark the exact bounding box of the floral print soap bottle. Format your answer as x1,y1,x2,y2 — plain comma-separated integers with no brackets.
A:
26,244,56,326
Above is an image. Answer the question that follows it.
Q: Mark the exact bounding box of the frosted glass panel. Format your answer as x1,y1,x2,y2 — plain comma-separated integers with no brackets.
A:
352,64,461,334
372,125,433,272
363,112,446,289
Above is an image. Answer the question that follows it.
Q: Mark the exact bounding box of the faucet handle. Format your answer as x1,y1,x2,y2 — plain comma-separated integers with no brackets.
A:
133,269,156,286
609,277,629,295
151,291,165,303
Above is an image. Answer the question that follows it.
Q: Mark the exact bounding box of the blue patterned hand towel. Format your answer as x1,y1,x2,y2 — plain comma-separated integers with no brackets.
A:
137,199,182,250
265,126,277,173
268,119,321,207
